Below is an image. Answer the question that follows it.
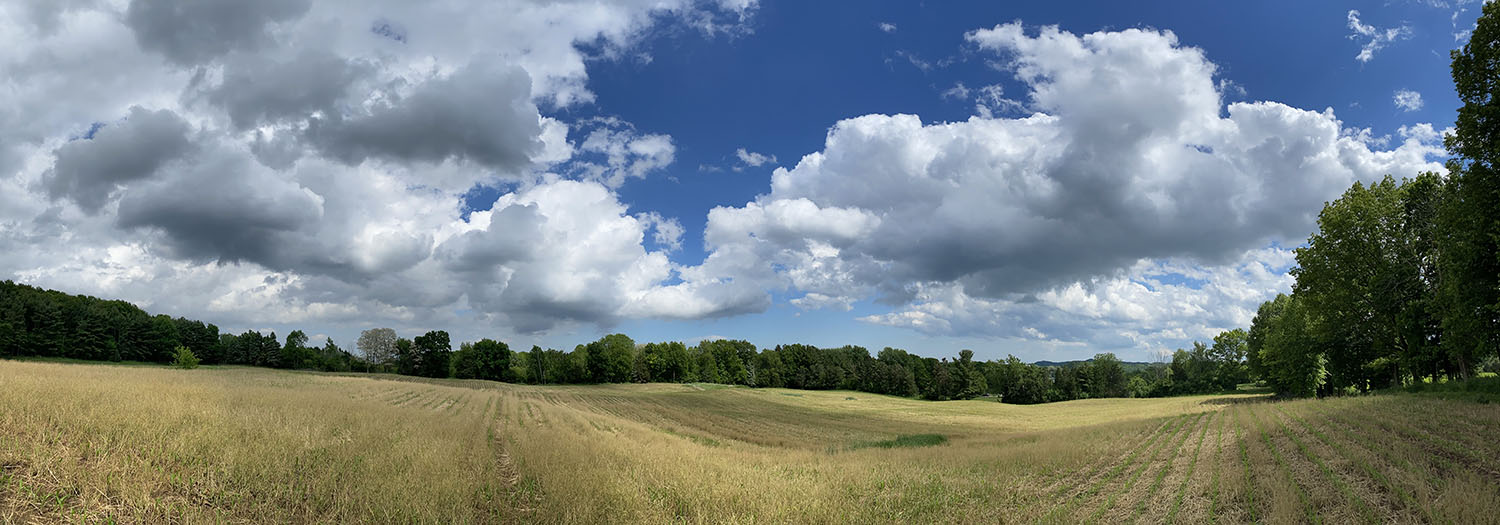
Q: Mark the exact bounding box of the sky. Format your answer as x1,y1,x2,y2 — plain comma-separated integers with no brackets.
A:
0,0,1478,362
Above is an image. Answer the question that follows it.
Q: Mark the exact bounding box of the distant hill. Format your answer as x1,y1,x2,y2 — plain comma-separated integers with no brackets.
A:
1032,359,1161,372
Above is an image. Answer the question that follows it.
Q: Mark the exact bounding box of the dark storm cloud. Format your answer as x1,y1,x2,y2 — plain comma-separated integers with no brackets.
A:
306,60,542,171
208,51,371,130
44,107,193,212
115,148,322,267
125,0,311,66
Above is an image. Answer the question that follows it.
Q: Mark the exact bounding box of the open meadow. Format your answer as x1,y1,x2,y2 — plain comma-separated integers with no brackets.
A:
2,360,1499,524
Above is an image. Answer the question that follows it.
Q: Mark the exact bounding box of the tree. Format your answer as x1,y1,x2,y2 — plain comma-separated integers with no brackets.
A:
528,345,546,384
357,328,398,369
281,330,316,369
1086,353,1127,398
703,339,751,385
317,338,357,372
1293,177,1418,391
1209,329,1250,390
638,342,691,383
1169,344,1216,395
172,345,200,369
1251,294,1329,397
1439,2,1500,379
955,349,987,399
412,330,452,378
585,334,634,383
453,338,512,381
394,338,417,376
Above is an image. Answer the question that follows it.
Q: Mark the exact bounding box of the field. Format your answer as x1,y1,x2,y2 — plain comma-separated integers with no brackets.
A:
2,361,1499,523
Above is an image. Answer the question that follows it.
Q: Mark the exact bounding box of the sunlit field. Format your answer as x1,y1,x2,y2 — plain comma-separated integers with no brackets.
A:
3,361,1498,523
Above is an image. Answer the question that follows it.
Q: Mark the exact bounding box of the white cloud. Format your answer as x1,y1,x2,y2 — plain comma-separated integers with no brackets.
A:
941,82,971,100
635,211,685,252
0,0,756,344
1393,89,1424,111
859,247,1299,354
972,83,1025,118
734,147,776,169
878,22,897,33
572,119,677,188
1347,10,1412,63
678,22,1445,349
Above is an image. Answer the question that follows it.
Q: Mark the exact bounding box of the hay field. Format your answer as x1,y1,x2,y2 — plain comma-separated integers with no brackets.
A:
2,361,1498,523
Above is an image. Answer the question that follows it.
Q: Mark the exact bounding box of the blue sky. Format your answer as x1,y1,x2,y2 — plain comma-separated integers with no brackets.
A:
0,0,1473,362
539,0,1467,358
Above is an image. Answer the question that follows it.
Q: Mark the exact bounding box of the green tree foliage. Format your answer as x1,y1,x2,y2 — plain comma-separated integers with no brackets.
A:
1232,9,1500,396
1169,344,1218,395
452,338,512,381
0,282,197,364
394,338,417,376
172,345,200,369
281,330,317,369
412,331,452,378
637,341,691,383
584,333,634,383
1440,1,1500,378
1209,329,1250,390
956,349,988,399
983,355,1052,404
1249,294,1329,397
315,338,366,373
1085,353,1127,398
1292,176,1438,391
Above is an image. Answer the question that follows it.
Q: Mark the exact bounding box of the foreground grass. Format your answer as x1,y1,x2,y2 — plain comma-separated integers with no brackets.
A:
2,361,1498,523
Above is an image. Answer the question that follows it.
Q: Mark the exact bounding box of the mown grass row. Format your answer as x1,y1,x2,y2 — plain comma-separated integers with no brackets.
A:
5,361,1500,523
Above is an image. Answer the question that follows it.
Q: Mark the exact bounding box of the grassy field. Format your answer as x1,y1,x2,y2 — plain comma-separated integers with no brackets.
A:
2,361,1498,523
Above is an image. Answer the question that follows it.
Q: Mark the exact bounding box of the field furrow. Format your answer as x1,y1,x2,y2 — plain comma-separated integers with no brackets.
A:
1118,411,1209,523
1081,411,1201,524
4,362,1499,524
1159,409,1215,524
1038,414,1187,524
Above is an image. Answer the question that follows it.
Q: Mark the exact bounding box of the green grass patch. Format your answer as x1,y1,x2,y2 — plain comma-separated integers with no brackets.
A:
1388,375,1500,403
846,434,947,451
685,383,737,391
661,428,723,447
2,356,177,368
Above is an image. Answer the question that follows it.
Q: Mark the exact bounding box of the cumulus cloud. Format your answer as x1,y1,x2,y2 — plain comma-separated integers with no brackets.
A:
124,0,311,66
570,119,677,187
734,147,776,169
860,247,1298,354
0,0,757,344
43,107,194,212
0,5,1451,356
114,140,325,267
677,22,1445,351
878,22,897,33
1393,89,1424,111
1347,10,1412,63
207,50,371,130
438,180,682,332
306,59,542,171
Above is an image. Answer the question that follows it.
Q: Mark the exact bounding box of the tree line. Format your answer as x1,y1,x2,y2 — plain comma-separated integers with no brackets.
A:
0,280,365,372
10,5,1495,402
1248,4,1500,398
353,328,1251,403
0,278,1255,404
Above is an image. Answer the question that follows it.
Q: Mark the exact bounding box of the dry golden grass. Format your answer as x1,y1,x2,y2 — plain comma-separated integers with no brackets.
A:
2,360,1498,524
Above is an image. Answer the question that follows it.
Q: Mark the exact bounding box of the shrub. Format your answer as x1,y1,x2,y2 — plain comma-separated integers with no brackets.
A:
172,345,200,369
